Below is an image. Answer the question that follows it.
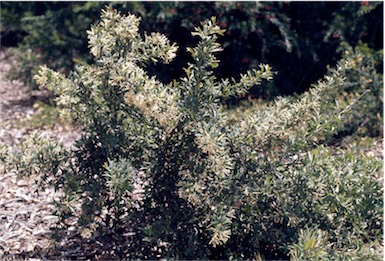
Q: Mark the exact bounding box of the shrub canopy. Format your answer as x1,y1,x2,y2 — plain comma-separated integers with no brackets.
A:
1,7,382,260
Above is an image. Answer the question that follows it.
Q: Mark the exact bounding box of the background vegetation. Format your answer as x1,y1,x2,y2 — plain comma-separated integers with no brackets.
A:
1,2,383,96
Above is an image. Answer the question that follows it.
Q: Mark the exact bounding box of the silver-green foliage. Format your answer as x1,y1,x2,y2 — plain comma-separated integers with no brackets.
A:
4,7,381,259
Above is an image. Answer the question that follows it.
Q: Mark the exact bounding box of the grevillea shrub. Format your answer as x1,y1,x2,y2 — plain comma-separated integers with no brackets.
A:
3,8,382,259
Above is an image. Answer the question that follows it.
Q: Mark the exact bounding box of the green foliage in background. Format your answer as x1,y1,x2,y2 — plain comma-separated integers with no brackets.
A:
2,8,382,259
1,1,383,97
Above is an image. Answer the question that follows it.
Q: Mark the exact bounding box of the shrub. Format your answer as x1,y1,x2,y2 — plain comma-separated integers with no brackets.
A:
3,8,382,259
334,42,383,138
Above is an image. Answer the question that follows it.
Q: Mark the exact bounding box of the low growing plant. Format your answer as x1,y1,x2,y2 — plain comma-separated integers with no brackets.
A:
3,7,382,259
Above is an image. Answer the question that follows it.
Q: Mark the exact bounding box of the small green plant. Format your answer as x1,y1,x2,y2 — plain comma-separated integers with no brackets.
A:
3,7,382,259
290,227,383,260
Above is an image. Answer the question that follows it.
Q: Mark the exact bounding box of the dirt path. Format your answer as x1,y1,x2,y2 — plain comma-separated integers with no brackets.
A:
0,50,80,258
